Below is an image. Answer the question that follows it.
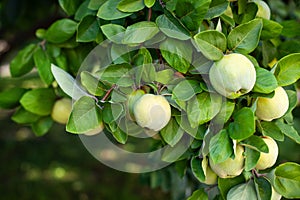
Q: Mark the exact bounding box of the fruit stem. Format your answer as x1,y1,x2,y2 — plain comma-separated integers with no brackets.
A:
101,84,116,103
147,7,152,21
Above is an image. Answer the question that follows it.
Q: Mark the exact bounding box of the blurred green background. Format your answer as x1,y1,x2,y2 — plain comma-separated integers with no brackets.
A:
0,0,299,199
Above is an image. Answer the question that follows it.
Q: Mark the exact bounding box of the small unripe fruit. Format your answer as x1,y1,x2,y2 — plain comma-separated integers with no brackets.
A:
127,89,145,120
209,53,256,99
133,94,171,131
255,136,279,170
253,0,271,19
51,98,72,124
256,87,289,121
209,145,245,178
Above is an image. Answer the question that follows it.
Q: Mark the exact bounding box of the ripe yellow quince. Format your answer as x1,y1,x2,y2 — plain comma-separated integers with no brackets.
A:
133,94,171,131
255,136,279,170
256,86,289,121
209,53,256,99
209,145,245,178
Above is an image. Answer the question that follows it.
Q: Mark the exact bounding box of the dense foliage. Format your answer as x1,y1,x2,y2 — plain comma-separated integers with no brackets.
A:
1,0,300,199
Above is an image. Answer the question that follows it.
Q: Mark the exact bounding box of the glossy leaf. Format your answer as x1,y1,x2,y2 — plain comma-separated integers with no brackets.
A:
51,64,88,100
274,53,300,86
172,80,202,101
209,129,233,164
117,0,144,12
175,115,206,140
227,181,257,200
260,121,284,141
45,19,77,43
160,118,184,147
58,0,81,16
190,157,205,182
11,107,41,124
254,176,272,200
75,0,96,21
101,24,126,44
32,116,53,137
123,21,159,44
33,46,53,85
218,175,245,199
187,93,222,128
194,30,226,61
187,188,208,200
66,96,102,133
228,108,255,140
244,147,260,171
88,0,106,10
212,100,235,125
20,88,56,116
240,135,269,153
227,18,263,54
269,162,300,199
97,0,132,20
204,0,228,20
0,88,27,109
252,67,278,94
261,19,283,40
155,69,174,84
144,0,155,8
80,71,105,96
77,15,101,42
160,38,193,73
275,120,300,144
156,12,190,40
10,44,36,77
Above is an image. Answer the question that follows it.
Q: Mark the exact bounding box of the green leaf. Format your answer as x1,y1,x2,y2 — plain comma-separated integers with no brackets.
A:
88,0,106,10
260,121,284,141
111,126,128,144
187,188,208,200
274,53,300,86
172,80,201,101
275,120,300,144
11,107,41,124
51,64,88,100
174,0,212,31
97,63,134,87
218,175,245,199
260,19,283,40
0,88,27,109
80,71,105,96
144,0,155,8
227,18,263,54
160,38,193,73
111,44,135,64
156,12,190,40
117,0,145,12
232,2,257,24
228,107,255,140
187,93,222,128
254,176,272,200
33,46,53,85
58,0,81,16
285,90,298,116
123,21,159,44
212,100,235,125
66,96,102,133
204,0,228,20
280,20,300,38
75,0,96,21
252,67,278,94
193,30,227,61
31,116,53,137
97,0,132,20
190,157,205,182
227,181,257,200
240,135,269,153
77,15,101,42
209,129,233,164
160,118,184,147
175,115,206,139
244,147,260,171
102,103,124,124
45,19,77,43
20,88,56,116
100,24,126,44
10,44,36,77
269,162,300,199
155,69,174,84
